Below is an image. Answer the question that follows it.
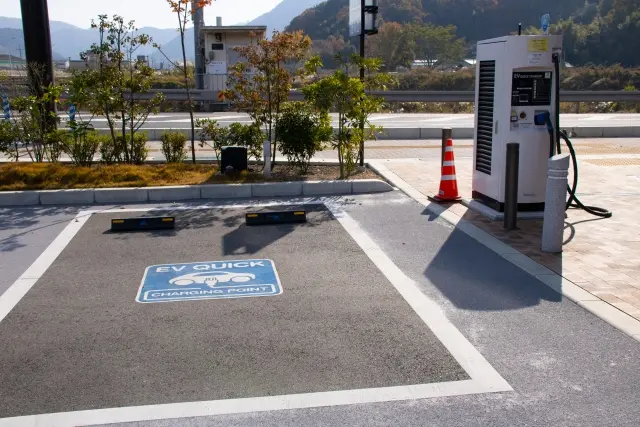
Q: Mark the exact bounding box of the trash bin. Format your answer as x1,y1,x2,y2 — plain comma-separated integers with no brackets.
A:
220,146,248,172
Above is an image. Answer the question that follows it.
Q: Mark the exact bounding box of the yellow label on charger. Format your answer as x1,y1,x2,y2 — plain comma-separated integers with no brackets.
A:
528,39,549,53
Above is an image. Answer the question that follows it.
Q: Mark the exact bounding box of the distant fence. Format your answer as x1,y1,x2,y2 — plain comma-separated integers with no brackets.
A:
3,86,640,104
93,89,640,103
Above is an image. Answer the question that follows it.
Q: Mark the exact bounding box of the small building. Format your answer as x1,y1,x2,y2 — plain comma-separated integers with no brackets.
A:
411,58,477,72
199,21,267,92
67,51,133,71
0,54,26,70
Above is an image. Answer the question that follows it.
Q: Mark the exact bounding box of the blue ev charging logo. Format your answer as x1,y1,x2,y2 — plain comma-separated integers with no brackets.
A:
136,259,282,303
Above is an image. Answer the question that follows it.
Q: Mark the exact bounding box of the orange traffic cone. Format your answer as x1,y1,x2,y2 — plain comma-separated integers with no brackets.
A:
431,138,461,202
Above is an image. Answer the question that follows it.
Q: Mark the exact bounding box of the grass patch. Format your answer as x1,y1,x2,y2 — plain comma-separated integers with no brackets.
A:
0,163,379,191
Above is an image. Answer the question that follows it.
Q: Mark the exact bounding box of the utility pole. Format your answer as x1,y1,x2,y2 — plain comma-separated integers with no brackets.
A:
360,0,365,82
19,0,56,130
359,0,366,167
357,0,378,167
192,0,205,90
16,45,23,58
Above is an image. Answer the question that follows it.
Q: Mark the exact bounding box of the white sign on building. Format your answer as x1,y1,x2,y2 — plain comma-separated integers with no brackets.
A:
207,61,227,75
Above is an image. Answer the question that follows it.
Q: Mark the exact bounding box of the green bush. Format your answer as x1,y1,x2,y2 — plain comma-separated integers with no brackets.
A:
99,134,123,165
44,129,68,162
160,131,187,163
276,103,332,173
100,132,149,164
0,121,18,159
61,131,101,166
129,132,149,165
227,123,264,162
196,118,229,163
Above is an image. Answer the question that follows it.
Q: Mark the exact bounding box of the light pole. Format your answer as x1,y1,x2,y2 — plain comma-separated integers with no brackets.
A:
358,0,378,167
19,0,56,130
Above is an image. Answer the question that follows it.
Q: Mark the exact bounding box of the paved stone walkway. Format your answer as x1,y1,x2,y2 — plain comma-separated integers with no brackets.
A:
369,138,640,323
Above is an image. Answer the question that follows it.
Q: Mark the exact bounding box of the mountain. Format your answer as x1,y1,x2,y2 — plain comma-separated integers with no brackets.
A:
0,16,187,61
248,0,323,33
286,0,640,67
286,0,592,42
0,28,64,60
140,27,180,47
0,16,80,33
150,28,195,66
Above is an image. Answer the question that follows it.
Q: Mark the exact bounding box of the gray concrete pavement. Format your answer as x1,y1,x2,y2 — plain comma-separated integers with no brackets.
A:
0,193,639,426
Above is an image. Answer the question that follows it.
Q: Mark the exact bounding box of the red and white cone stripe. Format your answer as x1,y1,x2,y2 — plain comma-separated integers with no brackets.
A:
432,138,461,202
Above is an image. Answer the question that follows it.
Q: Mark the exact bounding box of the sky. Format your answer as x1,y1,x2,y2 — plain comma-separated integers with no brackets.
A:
3,0,284,29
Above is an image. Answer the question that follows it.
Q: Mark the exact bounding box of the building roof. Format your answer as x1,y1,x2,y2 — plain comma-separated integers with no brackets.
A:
201,26,266,33
0,54,25,62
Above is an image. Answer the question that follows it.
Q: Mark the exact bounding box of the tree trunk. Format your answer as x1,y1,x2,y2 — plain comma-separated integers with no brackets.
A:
130,98,135,163
338,114,345,179
121,110,128,163
265,68,275,169
179,12,196,164
117,33,128,164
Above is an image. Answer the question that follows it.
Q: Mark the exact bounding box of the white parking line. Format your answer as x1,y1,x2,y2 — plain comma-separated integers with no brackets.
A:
0,199,511,427
0,213,90,323
328,204,511,389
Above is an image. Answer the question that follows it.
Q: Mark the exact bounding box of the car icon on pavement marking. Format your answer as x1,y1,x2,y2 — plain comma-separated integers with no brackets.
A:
169,271,256,287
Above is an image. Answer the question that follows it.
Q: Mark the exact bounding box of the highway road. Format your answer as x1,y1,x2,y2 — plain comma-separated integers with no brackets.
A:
69,112,640,130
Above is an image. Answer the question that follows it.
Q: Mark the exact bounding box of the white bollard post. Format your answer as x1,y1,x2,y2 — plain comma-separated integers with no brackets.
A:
541,154,570,253
263,140,271,179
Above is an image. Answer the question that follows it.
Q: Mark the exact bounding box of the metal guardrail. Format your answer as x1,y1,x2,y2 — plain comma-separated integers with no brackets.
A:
132,89,640,103
36,88,640,103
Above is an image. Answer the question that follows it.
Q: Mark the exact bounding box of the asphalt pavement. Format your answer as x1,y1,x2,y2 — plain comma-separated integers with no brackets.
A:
1,192,639,426
0,205,466,417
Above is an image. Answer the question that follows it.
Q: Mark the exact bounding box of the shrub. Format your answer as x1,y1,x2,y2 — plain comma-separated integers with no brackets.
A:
61,131,101,166
276,103,332,173
101,133,149,165
0,121,19,160
160,131,187,163
44,129,67,162
196,118,229,163
99,134,123,165
129,132,149,165
227,123,264,162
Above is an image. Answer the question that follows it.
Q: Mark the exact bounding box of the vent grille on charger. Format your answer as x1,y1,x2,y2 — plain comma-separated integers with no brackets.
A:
475,60,495,175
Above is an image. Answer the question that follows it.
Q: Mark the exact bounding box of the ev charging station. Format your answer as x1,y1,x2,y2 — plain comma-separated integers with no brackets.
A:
472,34,564,213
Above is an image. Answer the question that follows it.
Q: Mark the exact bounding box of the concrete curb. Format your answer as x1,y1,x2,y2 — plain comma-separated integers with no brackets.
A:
252,182,303,198
303,181,352,196
0,179,393,207
461,199,545,220
39,189,95,205
369,159,640,344
0,191,40,207
200,184,252,199
94,188,149,204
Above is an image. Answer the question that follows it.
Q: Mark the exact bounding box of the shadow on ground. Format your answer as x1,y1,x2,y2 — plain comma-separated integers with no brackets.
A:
0,206,84,253
102,203,335,256
422,203,563,311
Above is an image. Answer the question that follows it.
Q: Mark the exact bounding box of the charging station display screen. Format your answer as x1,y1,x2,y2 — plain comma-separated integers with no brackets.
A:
511,72,552,106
